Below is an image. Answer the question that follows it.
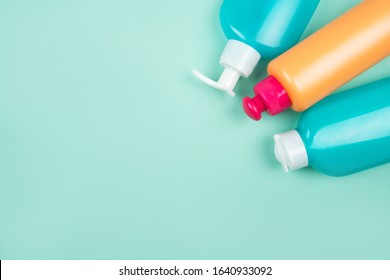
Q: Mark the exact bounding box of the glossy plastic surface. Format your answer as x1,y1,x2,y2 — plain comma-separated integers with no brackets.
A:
220,0,319,58
268,0,390,112
296,78,390,176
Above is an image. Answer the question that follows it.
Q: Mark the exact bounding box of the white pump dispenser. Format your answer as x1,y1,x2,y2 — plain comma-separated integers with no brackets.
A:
193,40,261,97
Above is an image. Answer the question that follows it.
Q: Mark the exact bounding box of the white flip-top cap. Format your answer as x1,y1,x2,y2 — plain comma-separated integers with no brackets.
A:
273,130,309,172
193,40,261,97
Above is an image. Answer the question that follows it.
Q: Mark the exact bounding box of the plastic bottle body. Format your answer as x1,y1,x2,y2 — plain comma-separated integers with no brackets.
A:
243,0,390,120
220,0,320,58
268,0,390,112
194,0,319,96
297,78,390,176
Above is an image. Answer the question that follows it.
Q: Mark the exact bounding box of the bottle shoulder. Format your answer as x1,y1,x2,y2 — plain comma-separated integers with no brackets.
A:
220,0,319,58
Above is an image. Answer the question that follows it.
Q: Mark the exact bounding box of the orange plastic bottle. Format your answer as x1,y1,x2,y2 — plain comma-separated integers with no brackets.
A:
243,0,390,121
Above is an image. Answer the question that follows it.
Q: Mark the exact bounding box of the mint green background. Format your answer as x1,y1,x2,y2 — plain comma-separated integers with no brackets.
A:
0,0,389,260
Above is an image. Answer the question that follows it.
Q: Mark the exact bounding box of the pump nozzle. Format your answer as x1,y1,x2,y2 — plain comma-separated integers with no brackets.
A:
192,68,238,97
242,95,266,120
193,40,261,97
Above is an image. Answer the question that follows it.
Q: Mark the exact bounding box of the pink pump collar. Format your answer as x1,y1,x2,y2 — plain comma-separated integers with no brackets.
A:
242,75,292,121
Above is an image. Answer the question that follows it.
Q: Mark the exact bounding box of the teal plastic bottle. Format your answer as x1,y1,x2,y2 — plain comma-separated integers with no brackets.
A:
193,0,319,96
273,78,390,176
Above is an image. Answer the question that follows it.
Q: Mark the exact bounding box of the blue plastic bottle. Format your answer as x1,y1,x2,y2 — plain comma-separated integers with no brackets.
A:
273,78,390,176
193,0,319,96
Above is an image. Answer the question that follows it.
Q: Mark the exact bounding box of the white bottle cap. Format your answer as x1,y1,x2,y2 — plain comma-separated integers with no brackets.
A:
273,130,309,172
193,40,261,97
